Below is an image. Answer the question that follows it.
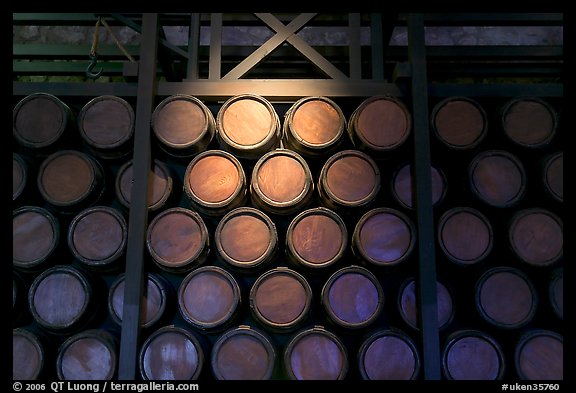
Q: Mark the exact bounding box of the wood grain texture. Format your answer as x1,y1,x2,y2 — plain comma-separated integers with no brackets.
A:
433,99,486,148
517,333,563,380
141,330,201,380
13,208,56,265
510,209,563,266
290,213,343,265
256,155,306,202
13,330,43,380
221,98,272,145
213,333,272,380
118,160,171,209
111,276,164,327
40,152,94,204
503,99,555,146
358,210,413,265
290,99,341,145
59,336,115,380
72,208,125,263
253,272,308,326
153,99,207,145
188,155,240,203
325,272,381,326
325,154,377,203
445,335,501,380
354,97,409,149
14,94,65,146
219,214,271,263
288,332,345,380
80,97,133,147
439,208,492,264
362,335,417,380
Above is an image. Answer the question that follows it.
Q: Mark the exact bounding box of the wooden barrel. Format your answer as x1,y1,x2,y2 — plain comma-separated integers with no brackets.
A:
392,163,446,209
78,95,135,159
13,93,74,151
152,94,215,158
508,208,563,267
210,325,276,380
13,328,45,380
139,325,204,380
284,326,348,380
250,149,314,216
468,150,526,208
116,159,173,212
347,95,411,155
286,207,347,270
13,153,28,203
282,96,346,157
549,268,563,320
543,151,563,203
442,330,505,380
37,150,105,213
178,266,241,331
13,272,26,324
318,150,381,210
357,329,420,380
431,97,488,149
397,278,454,330
28,265,95,333
515,330,563,380
437,207,493,265
216,94,281,160
352,207,416,267
249,267,312,332
109,273,169,329
321,266,384,329
56,329,118,380
68,206,127,271
475,267,537,329
501,97,557,148
13,206,59,271
146,207,209,273
215,207,277,271
183,150,247,216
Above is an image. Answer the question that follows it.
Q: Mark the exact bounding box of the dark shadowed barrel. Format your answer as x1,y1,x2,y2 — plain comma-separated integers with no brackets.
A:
178,266,241,331
216,94,281,160
37,150,105,213
501,97,557,148
184,150,247,216
152,94,215,158
13,93,74,151
251,149,314,216
468,150,526,208
284,326,348,380
56,329,118,380
352,208,416,267
13,328,45,380
116,159,173,212
211,325,276,380
13,153,28,203
250,267,312,332
78,95,135,159
392,163,446,209
542,151,563,203
358,329,421,380
347,95,411,155
28,265,95,333
286,207,347,270
146,207,209,273
321,266,384,329
68,206,127,271
13,206,59,271
431,97,488,150
318,150,380,211
283,96,346,157
139,326,204,380
475,267,537,329
215,207,277,271
109,273,169,329
437,207,493,266
515,330,563,380
549,268,563,320
442,330,505,380
508,208,563,267
13,272,26,325
398,278,454,330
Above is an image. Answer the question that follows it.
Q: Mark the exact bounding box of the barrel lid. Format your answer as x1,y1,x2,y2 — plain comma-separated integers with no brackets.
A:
515,330,563,380
438,207,493,265
216,207,277,269
179,266,240,330
69,206,127,266
13,206,59,269
353,207,415,266
432,97,487,149
476,267,537,329
38,150,97,206
392,163,446,209
502,97,557,148
287,96,344,148
211,326,276,380
57,330,117,380
140,326,203,380
13,93,68,148
286,207,347,268
13,153,27,201
78,95,134,149
321,266,384,328
117,159,172,211
152,94,212,148
543,152,563,202
13,328,44,380
549,268,563,320
147,207,208,269
358,329,420,380
398,278,453,330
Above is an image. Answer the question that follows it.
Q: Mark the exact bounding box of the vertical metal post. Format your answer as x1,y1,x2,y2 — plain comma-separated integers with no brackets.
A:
407,13,441,380
209,13,222,80
370,13,384,81
349,13,361,80
187,13,201,80
118,13,159,380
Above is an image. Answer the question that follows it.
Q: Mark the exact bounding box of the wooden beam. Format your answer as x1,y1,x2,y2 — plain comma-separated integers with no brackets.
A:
349,13,362,80
209,13,222,80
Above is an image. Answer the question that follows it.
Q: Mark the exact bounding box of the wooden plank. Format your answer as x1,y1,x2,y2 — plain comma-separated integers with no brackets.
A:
209,13,222,80
349,13,362,80
187,13,201,80
370,14,385,80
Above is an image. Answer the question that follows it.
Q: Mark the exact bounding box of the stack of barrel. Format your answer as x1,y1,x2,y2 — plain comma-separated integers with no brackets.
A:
13,91,562,381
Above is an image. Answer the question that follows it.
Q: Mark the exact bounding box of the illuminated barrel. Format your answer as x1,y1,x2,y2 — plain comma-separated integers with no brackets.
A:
13,206,59,271
13,328,46,380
